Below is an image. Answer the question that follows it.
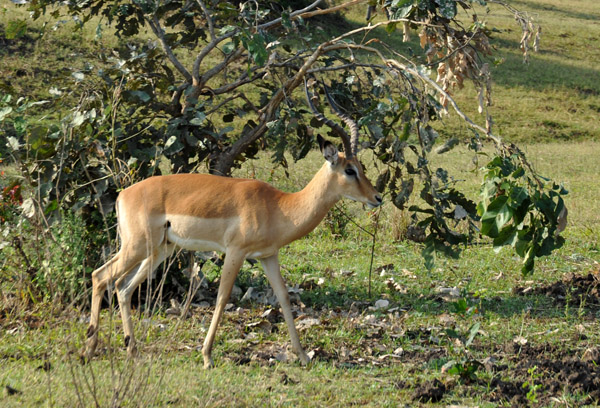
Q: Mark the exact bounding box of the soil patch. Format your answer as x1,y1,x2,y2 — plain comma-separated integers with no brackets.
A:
514,268,600,309
413,378,447,403
488,342,600,406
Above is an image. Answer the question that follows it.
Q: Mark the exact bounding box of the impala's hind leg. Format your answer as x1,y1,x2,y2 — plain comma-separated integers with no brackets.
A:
85,251,143,359
116,245,173,357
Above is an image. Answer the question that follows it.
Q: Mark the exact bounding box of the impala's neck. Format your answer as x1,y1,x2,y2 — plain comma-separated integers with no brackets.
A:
279,162,340,241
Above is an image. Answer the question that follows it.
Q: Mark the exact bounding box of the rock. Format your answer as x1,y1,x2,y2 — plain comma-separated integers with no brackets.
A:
296,317,320,331
240,287,256,304
374,299,390,309
231,285,242,300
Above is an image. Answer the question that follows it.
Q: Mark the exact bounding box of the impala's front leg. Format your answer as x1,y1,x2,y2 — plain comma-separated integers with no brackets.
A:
202,250,245,369
261,255,310,365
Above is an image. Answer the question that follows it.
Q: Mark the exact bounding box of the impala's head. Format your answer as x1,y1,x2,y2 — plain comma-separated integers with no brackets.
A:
305,77,382,208
318,135,382,208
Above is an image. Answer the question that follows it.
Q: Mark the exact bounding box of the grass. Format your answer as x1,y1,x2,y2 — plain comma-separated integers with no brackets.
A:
2,0,600,406
2,142,600,406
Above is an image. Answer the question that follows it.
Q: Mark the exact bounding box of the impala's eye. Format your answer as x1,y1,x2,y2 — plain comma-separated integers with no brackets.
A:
344,168,357,177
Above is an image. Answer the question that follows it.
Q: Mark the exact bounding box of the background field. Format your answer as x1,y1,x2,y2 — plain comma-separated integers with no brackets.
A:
1,0,600,406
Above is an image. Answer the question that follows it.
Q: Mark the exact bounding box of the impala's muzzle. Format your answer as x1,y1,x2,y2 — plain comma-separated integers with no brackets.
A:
367,194,383,209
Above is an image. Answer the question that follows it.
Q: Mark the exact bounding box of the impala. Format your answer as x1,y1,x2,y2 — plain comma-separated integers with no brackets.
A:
85,79,382,368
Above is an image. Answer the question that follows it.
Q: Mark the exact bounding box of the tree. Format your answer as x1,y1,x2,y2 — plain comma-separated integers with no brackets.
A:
3,0,566,273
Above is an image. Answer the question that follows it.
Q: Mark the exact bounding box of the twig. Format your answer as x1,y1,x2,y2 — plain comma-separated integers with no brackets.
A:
330,203,381,298
368,207,382,299
199,64,265,98
180,253,204,320
204,92,260,116
330,18,442,44
307,62,388,74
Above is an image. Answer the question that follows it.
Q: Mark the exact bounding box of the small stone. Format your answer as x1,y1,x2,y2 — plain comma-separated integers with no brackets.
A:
231,285,243,300
374,299,390,309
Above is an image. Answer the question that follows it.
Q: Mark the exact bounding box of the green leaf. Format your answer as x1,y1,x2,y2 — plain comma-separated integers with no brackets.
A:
510,186,528,207
123,90,151,103
480,195,513,237
514,228,533,257
447,364,461,376
71,111,86,127
5,20,27,40
189,112,206,126
393,4,415,19
7,136,21,151
242,32,268,67
28,126,48,150
164,135,184,154
435,0,457,19
222,41,235,54
493,224,518,251
44,199,59,214
0,106,13,121
465,322,480,347
392,178,414,209
511,167,525,178
521,246,536,275
450,298,468,315
219,25,237,36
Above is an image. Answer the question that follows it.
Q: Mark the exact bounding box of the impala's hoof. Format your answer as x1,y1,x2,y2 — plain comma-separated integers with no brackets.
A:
126,343,138,359
80,349,90,364
80,343,98,364
203,358,214,369
298,351,312,366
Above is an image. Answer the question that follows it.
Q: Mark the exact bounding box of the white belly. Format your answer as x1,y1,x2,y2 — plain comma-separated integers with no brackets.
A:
166,232,226,252
164,214,274,259
165,214,233,252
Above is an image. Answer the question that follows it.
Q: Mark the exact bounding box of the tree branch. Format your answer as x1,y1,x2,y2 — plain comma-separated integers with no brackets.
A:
191,0,367,88
200,69,266,97
330,18,442,45
290,0,367,25
195,0,215,41
147,15,192,83
385,58,502,146
191,32,238,85
257,0,325,30
205,93,260,116
199,47,245,88
213,42,347,175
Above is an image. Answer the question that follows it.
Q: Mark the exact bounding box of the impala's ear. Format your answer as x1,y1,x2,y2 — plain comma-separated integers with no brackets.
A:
318,135,339,165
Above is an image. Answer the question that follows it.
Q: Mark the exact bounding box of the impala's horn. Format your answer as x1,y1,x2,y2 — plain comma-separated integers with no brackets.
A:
304,77,355,158
322,82,359,157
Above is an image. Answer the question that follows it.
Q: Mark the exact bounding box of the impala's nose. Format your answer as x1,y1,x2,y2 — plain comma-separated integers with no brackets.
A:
368,194,383,208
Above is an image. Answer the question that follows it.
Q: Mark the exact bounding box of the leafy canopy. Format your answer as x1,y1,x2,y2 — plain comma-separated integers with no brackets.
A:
1,0,565,273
